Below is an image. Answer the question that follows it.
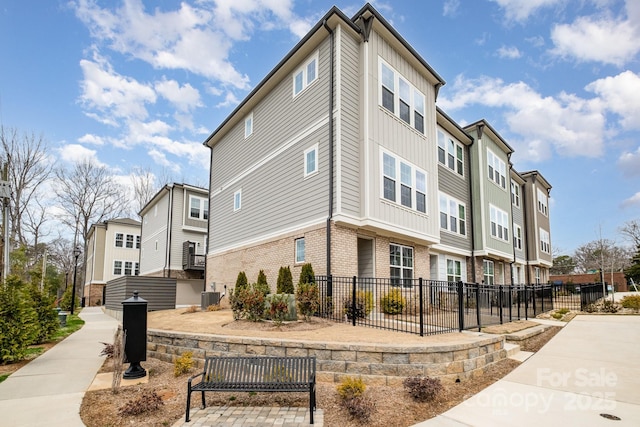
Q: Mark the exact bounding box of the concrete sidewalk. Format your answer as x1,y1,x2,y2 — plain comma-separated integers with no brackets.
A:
415,315,640,426
0,307,118,427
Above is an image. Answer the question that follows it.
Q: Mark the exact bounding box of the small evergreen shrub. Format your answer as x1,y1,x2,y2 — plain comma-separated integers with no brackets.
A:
343,291,374,319
26,284,59,344
298,263,316,286
277,266,294,294
0,276,38,363
235,271,249,290
232,284,267,321
621,295,640,310
337,376,366,400
254,270,270,296
380,289,406,315
403,376,443,402
231,271,250,319
267,293,290,326
118,390,164,415
296,282,319,321
600,299,620,313
174,351,194,377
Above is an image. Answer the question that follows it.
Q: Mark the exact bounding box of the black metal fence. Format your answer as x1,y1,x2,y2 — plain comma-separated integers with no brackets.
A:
315,276,604,337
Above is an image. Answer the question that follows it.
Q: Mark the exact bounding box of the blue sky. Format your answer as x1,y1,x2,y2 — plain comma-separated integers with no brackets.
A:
1,0,638,254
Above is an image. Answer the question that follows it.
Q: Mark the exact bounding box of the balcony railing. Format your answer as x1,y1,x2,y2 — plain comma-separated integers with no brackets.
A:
183,254,205,271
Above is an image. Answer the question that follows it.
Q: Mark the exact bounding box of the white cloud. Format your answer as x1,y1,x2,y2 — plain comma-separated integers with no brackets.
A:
550,16,640,66
490,0,563,22
618,146,640,178
438,75,606,161
586,71,640,131
77,133,106,145
443,0,460,17
497,45,522,59
526,35,545,48
621,191,640,208
58,144,106,165
155,78,202,112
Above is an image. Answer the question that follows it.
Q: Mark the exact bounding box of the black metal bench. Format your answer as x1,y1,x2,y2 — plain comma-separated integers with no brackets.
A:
186,355,317,424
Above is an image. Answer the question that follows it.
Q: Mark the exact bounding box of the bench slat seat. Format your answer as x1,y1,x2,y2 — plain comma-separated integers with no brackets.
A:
186,356,316,424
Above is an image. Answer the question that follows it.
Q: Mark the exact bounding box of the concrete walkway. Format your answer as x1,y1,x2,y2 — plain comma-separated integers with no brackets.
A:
0,307,118,427
415,315,640,426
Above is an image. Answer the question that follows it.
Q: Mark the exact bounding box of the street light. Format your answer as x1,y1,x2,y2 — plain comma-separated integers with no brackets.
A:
71,246,81,315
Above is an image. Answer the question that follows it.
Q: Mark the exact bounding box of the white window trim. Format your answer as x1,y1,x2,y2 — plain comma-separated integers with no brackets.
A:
244,112,253,139
483,260,495,285
295,238,305,264
292,51,319,97
437,129,464,176
446,258,462,283
514,224,522,250
115,233,124,248
304,144,318,177
233,189,242,212
380,148,428,214
511,182,521,208
378,57,426,134
113,260,122,275
540,228,550,254
489,204,510,242
537,188,548,217
439,192,466,236
390,243,414,285
189,195,209,220
487,149,507,190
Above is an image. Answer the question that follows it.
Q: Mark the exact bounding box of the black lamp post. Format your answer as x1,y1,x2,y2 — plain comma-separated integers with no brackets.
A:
71,246,81,315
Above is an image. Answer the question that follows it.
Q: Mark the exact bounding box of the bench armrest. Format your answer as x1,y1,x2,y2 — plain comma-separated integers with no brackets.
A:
187,370,206,387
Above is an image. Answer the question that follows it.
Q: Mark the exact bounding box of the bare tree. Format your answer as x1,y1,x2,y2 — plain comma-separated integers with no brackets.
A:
54,160,127,253
573,239,633,275
620,219,640,247
0,126,54,247
130,167,159,216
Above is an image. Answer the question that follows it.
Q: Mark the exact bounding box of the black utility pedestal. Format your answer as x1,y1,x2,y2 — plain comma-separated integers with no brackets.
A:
122,290,148,379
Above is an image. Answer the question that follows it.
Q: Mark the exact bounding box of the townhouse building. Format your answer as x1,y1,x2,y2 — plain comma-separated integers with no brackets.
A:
139,183,208,306
203,3,552,288
520,171,553,283
84,218,141,306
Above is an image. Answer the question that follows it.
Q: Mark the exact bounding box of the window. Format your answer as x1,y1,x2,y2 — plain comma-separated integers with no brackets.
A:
244,112,253,138
293,52,318,96
380,150,427,214
534,267,541,284
115,233,123,247
537,189,548,216
540,228,550,254
489,205,509,242
233,190,242,212
134,262,139,276
189,196,209,220
379,59,426,134
113,260,122,275
487,149,506,189
437,131,464,175
390,243,413,286
124,261,132,276
126,234,134,248
483,260,494,285
439,193,466,236
447,259,462,283
136,235,141,249
514,224,522,250
304,145,318,177
511,182,521,207
295,238,305,263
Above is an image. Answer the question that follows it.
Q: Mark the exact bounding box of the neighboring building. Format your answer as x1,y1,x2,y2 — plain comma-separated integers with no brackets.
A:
139,183,208,306
510,169,527,284
549,272,629,292
520,171,553,284
202,4,553,288
84,218,141,306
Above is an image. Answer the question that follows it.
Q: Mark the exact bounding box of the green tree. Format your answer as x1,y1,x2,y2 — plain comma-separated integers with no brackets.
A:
0,276,38,363
277,266,294,294
550,255,575,275
25,283,58,344
298,263,316,286
624,245,640,284
255,269,270,296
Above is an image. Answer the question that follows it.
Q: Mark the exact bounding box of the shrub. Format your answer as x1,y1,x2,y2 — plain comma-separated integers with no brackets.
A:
267,293,290,326
343,395,376,422
621,295,640,310
403,376,443,402
231,271,250,319
557,308,570,315
235,271,249,290
296,283,319,321
298,263,316,286
0,276,38,363
234,285,267,321
174,351,194,377
254,270,270,297
206,304,222,312
26,284,59,344
343,290,374,319
118,390,164,415
380,289,406,315
337,376,366,400
59,285,79,312
183,305,199,314
277,266,294,294
600,299,620,313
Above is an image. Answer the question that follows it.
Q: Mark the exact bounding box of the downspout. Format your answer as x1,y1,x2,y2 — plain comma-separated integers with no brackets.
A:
521,183,531,284
323,19,334,277
165,186,173,278
205,148,213,292
474,124,485,283
467,138,476,283
507,155,516,285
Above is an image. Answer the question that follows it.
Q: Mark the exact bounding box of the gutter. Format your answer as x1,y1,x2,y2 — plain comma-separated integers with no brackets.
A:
164,186,174,278
323,19,335,277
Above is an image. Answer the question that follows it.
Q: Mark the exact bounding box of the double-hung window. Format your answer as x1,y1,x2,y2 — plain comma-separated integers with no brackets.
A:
537,189,548,216
134,262,140,276
540,228,550,254
483,260,494,285
190,196,209,220
304,145,318,177
511,182,521,207
439,193,466,236
437,131,463,175
115,233,123,248
379,59,426,134
136,235,141,249
126,234,134,248
381,150,427,214
293,52,318,97
124,261,132,276
514,224,522,250
489,205,509,242
113,260,122,275
487,149,506,189
447,259,462,283
390,243,413,286
295,238,305,263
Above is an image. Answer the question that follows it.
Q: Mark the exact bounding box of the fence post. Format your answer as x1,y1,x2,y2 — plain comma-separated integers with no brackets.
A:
351,276,357,327
419,278,424,337
498,285,504,324
457,281,464,332
532,285,537,316
541,285,545,313
327,275,333,317
475,284,481,332
508,285,513,322
524,286,529,320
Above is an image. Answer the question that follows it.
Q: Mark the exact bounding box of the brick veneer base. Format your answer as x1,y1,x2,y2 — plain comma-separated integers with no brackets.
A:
147,329,507,385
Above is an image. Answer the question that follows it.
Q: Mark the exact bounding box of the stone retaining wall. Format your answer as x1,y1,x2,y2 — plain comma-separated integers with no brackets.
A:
147,329,507,385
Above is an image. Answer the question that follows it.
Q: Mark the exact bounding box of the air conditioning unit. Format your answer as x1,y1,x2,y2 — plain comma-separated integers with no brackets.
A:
201,291,220,309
